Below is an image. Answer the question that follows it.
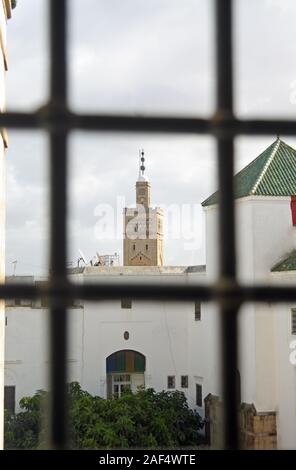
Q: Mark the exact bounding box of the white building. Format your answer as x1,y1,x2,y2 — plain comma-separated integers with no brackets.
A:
5,266,207,413
5,138,296,449
0,0,14,450
202,137,296,449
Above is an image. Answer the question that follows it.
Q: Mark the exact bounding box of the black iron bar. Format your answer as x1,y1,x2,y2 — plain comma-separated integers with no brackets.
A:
1,282,296,303
216,0,239,449
2,112,296,137
48,0,68,450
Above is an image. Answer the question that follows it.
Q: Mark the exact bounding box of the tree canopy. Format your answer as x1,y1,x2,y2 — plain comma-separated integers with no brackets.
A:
5,382,204,449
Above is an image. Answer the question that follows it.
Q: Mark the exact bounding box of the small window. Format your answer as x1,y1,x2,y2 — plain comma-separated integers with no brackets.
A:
133,244,136,251
4,386,15,413
181,375,188,388
195,301,201,321
121,298,132,309
292,308,296,335
167,376,175,389
146,244,148,251
196,384,202,407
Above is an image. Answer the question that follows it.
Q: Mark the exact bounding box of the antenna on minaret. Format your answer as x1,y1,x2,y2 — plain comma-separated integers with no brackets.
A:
139,149,145,178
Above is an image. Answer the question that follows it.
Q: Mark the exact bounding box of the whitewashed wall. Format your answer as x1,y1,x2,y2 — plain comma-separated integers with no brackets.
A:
269,273,296,450
204,196,296,448
5,269,209,416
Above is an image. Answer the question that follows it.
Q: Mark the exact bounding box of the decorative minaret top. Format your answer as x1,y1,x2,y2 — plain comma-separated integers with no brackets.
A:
136,149,150,206
138,149,148,182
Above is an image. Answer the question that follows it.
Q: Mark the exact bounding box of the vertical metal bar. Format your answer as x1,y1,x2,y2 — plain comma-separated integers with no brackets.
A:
215,0,239,449
49,0,68,449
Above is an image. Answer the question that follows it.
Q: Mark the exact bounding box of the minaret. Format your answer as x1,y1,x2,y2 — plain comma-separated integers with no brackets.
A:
123,151,164,266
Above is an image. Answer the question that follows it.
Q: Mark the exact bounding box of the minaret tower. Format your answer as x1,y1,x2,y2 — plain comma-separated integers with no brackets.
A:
123,150,164,266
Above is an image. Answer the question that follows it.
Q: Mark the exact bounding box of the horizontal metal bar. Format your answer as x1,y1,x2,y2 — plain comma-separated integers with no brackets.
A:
1,111,296,137
0,112,39,128
1,282,296,303
0,283,212,302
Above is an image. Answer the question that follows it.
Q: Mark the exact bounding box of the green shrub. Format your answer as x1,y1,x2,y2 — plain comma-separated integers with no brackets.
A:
5,382,204,449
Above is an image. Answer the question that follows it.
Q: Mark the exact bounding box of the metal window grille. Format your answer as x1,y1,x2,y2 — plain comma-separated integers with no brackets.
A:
1,0,296,450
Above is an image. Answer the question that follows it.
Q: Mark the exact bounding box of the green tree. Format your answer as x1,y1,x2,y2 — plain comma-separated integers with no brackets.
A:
5,383,204,449
4,389,47,449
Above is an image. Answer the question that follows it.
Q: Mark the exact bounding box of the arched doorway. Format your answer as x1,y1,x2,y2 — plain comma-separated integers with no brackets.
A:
106,350,146,398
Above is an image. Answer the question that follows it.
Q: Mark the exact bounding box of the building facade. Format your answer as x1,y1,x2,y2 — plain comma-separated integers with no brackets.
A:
0,0,13,450
4,138,296,449
5,266,207,415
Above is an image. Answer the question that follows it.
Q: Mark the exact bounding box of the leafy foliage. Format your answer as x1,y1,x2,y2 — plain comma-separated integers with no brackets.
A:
5,383,204,449
4,390,47,449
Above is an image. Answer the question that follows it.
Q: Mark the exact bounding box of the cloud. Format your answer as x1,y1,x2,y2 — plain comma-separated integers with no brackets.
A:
68,0,214,114
5,0,296,274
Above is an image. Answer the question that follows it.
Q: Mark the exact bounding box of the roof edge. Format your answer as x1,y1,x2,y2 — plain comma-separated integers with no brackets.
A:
250,138,281,195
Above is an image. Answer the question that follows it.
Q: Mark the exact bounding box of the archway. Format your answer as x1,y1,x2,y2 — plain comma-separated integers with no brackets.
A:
106,350,146,398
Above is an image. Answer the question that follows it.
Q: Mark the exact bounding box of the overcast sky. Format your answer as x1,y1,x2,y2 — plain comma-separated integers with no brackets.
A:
5,0,296,275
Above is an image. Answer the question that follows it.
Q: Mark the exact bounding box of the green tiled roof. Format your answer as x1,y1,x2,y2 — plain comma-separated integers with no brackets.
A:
202,139,296,206
271,251,296,272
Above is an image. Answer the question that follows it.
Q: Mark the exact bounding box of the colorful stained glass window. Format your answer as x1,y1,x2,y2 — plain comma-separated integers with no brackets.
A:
106,350,146,373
